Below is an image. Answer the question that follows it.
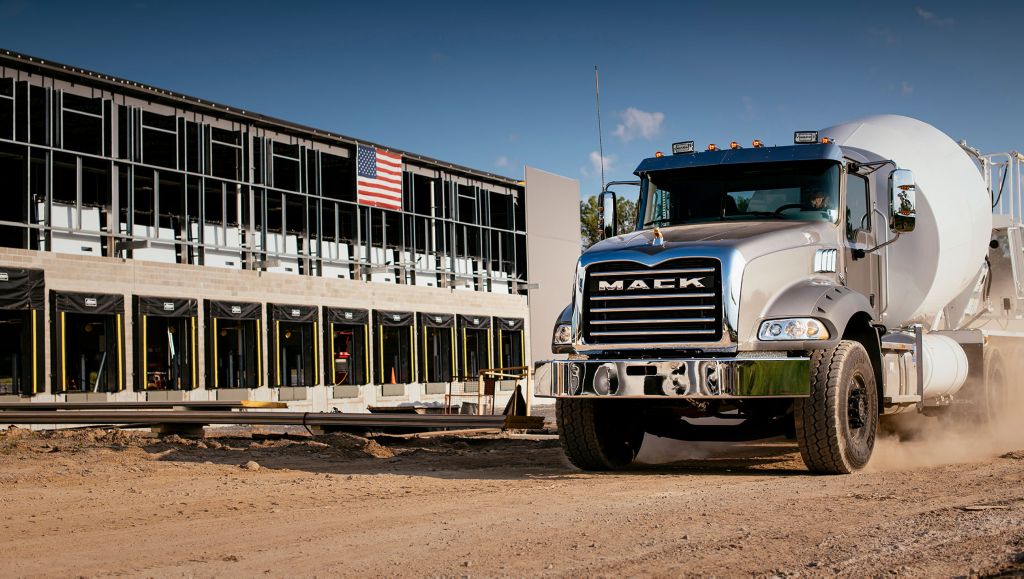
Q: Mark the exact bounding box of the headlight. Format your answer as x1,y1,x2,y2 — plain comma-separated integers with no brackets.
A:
758,318,830,341
553,324,573,345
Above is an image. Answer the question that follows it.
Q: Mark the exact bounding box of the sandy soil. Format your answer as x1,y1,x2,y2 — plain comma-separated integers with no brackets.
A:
0,424,1022,577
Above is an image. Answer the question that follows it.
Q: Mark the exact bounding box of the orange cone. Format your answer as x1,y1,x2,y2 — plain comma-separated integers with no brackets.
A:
390,368,396,384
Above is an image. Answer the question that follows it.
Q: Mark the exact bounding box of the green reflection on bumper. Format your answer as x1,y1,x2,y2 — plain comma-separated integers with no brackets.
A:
735,359,811,396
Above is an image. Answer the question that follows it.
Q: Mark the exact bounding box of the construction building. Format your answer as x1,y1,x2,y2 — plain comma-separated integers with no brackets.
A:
0,49,580,411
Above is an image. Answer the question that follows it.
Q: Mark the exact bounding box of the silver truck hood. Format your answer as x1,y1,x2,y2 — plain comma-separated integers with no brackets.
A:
585,221,833,259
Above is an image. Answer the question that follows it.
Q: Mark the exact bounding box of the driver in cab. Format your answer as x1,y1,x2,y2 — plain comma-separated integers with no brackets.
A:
803,187,837,220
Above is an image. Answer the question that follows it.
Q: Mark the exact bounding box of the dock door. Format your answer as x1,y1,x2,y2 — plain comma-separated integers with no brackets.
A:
494,317,525,368
0,268,44,396
205,300,263,389
269,304,318,387
419,312,455,391
134,297,197,390
374,310,415,389
459,314,492,383
323,307,368,389
52,291,125,393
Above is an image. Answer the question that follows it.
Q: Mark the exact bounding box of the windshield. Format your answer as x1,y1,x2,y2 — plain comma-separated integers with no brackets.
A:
638,160,841,229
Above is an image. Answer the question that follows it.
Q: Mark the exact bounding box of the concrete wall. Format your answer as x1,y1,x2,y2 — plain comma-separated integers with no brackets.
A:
0,247,529,413
524,166,581,369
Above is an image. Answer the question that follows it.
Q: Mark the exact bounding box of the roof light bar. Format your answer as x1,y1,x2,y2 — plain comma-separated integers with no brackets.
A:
672,141,695,155
794,131,819,144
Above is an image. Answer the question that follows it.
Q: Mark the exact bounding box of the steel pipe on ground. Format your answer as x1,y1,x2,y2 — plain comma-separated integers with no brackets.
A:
0,411,512,430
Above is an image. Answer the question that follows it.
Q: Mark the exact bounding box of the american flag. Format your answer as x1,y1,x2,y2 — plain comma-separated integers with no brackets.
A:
356,144,403,210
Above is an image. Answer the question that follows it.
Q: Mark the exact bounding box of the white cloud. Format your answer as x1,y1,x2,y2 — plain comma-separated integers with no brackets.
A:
581,151,615,179
915,6,954,25
900,81,914,95
495,155,510,169
612,107,664,142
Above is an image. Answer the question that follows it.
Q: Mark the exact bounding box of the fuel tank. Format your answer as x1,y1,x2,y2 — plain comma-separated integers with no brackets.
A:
821,115,991,327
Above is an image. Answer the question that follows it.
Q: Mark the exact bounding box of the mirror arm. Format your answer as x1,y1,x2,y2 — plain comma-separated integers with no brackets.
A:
852,232,901,260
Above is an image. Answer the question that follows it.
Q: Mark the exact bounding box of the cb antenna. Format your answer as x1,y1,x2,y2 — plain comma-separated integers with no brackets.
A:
595,65,606,190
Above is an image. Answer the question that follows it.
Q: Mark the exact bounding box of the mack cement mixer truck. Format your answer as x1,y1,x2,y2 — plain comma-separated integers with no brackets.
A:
536,115,1024,474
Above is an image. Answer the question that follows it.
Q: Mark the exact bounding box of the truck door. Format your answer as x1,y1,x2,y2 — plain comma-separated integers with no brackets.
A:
844,172,880,315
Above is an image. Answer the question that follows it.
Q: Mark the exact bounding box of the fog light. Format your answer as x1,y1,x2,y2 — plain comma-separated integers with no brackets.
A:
592,363,618,395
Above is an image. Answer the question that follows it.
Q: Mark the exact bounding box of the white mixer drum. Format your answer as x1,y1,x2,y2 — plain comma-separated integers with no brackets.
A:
821,115,991,326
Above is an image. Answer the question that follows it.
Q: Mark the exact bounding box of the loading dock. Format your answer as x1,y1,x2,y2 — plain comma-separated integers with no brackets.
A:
324,307,369,398
459,314,492,384
206,300,263,389
419,312,456,394
269,304,318,387
134,296,198,390
375,310,415,393
0,268,44,396
494,317,525,391
52,291,125,393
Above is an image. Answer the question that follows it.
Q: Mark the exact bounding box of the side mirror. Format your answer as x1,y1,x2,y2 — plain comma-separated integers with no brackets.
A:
888,169,917,233
598,190,618,239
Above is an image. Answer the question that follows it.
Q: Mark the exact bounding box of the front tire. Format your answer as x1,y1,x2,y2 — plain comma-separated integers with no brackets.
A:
556,398,644,471
795,340,878,474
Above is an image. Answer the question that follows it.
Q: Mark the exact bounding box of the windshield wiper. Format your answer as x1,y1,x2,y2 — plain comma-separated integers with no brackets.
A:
642,218,672,228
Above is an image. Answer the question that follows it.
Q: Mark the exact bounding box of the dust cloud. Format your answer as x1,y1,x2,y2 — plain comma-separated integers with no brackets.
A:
632,366,1024,471
867,367,1024,473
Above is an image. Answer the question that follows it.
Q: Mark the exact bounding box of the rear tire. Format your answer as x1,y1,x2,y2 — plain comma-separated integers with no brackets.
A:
556,398,644,471
795,340,878,474
979,351,1010,426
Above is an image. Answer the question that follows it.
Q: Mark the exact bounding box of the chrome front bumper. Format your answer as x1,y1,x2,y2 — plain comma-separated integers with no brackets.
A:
535,357,811,398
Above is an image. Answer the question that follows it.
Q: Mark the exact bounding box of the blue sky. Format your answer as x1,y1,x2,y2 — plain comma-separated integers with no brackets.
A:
1,1,1021,199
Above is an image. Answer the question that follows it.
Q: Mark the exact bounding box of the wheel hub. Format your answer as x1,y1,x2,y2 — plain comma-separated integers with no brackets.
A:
848,386,866,430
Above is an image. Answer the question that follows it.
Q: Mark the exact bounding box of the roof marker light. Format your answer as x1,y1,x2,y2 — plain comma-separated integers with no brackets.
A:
794,131,819,144
655,151,664,158
730,141,741,150
672,141,695,155
752,139,763,148
821,137,832,144
707,143,718,152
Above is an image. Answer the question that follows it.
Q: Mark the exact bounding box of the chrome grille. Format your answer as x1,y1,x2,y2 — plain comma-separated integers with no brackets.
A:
583,258,722,344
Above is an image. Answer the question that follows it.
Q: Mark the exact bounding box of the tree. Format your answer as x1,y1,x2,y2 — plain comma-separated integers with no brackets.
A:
580,195,638,248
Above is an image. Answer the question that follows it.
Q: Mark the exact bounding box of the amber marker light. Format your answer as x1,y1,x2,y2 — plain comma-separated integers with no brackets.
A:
707,143,718,151
821,137,832,144
730,141,740,149
655,151,664,158
752,139,763,148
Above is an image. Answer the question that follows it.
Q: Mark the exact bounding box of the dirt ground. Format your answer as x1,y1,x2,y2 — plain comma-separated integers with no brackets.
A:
0,421,1022,577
